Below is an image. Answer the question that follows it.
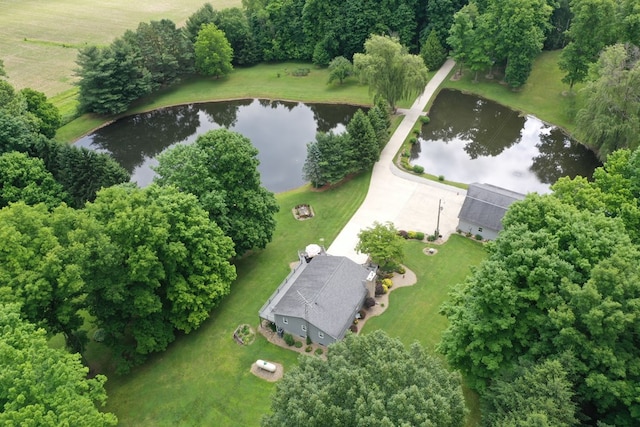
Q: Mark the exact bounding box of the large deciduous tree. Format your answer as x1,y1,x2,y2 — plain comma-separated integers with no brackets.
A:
355,221,404,269
574,43,640,159
558,0,618,90
354,35,428,111
0,151,68,209
19,88,61,139
262,330,466,427
482,359,578,426
154,129,279,255
194,23,233,78
0,305,117,426
213,7,259,66
439,194,640,425
0,203,98,353
84,185,236,371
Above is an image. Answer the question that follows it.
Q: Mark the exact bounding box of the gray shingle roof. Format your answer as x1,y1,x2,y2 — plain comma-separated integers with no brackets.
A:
458,183,525,231
261,255,369,339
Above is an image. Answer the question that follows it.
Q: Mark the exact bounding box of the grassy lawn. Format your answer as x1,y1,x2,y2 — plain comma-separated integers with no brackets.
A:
442,50,580,133
362,236,487,426
99,172,371,426
0,0,241,97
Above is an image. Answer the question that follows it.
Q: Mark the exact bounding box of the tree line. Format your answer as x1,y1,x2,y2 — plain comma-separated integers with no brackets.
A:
439,146,640,426
75,0,590,116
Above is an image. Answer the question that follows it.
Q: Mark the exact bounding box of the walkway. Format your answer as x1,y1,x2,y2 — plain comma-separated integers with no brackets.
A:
327,59,466,263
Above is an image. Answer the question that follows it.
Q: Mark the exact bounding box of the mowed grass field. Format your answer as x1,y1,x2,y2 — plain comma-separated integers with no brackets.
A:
0,0,241,97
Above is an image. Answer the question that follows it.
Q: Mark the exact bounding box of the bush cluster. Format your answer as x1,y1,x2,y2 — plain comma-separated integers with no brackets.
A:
420,115,431,124
412,164,424,174
375,282,385,296
284,333,295,346
290,68,310,76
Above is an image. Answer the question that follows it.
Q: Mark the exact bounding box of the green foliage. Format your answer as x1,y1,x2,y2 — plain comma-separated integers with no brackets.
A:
0,151,68,209
154,128,279,255
76,39,152,115
482,359,578,426
306,335,312,345
19,88,61,138
294,341,303,348
346,109,379,170
213,7,259,66
420,115,431,124
283,333,295,346
0,305,117,426
354,35,429,110
412,164,424,174
303,131,353,187
183,3,217,43
355,221,405,268
368,96,391,150
27,138,130,208
474,233,483,240
574,43,640,159
262,330,466,427
421,29,448,71
194,23,234,78
439,194,640,425
448,3,491,80
0,109,34,154
327,56,353,85
559,0,618,90
123,19,194,89
84,185,236,371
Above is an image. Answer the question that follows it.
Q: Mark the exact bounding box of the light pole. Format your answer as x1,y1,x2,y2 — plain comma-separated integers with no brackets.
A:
435,198,443,238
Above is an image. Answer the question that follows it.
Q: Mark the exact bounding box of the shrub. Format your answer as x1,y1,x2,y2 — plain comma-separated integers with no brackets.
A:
427,234,437,242
294,341,303,348
396,265,405,274
415,231,425,240
358,309,367,319
438,175,445,181
398,230,409,239
412,165,424,174
409,136,417,144
382,284,389,294
420,115,431,124
284,333,295,346
364,297,376,308
412,128,421,136
306,335,312,345
382,278,393,289
291,68,310,76
305,345,313,352
407,230,417,239
401,150,410,158
375,282,385,296
314,348,323,356
350,325,358,333
269,322,277,332
475,234,483,241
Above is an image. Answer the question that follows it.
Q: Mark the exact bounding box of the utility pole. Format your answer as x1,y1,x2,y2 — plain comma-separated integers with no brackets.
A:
435,198,443,238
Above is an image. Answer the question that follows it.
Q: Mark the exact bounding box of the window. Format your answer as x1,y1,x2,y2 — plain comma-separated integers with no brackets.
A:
318,331,324,339
282,317,288,324
301,324,307,332
478,227,483,232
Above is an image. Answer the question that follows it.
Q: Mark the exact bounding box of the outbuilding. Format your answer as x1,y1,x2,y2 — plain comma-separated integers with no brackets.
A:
457,183,525,240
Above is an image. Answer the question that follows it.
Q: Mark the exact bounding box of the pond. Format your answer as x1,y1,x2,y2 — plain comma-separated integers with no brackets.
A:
411,89,601,194
75,99,364,193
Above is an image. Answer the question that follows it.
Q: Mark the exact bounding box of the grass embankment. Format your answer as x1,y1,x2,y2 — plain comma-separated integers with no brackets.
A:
442,50,579,133
0,0,241,97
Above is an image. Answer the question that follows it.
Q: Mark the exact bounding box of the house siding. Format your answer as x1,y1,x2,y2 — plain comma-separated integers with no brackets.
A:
457,219,499,241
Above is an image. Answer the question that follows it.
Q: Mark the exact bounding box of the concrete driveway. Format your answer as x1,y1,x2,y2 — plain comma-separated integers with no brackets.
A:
327,60,466,264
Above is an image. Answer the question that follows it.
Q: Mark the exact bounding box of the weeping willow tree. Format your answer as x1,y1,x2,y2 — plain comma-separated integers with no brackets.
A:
353,35,428,111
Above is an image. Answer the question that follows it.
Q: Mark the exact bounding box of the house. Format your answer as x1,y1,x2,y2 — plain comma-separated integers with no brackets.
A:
259,247,377,346
457,183,525,240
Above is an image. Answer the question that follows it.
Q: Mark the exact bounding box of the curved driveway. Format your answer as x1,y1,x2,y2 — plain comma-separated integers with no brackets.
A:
327,59,466,264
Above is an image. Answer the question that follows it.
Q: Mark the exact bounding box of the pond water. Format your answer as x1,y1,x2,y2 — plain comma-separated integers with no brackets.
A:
411,89,601,194
75,99,363,193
